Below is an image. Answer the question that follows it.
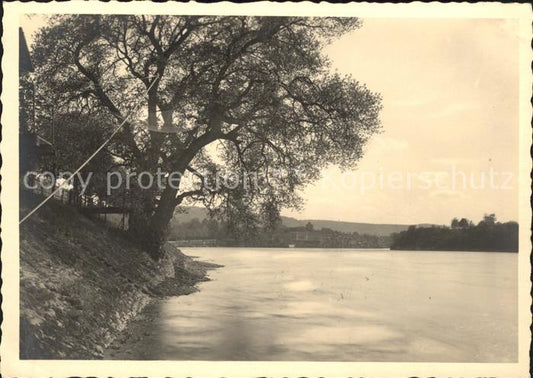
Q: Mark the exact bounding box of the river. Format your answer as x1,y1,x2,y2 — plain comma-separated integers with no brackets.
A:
106,248,517,362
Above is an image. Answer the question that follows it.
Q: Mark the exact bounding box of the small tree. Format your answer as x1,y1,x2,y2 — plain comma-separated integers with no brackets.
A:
479,213,497,227
458,218,470,229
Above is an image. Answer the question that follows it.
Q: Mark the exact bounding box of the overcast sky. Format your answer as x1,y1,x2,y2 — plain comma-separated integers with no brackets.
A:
21,16,519,225
285,17,519,225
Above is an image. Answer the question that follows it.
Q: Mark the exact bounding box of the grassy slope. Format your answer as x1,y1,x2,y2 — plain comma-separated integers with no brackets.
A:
19,193,210,359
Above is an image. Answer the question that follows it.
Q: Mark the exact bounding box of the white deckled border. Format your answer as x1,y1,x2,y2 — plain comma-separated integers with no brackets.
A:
1,2,531,377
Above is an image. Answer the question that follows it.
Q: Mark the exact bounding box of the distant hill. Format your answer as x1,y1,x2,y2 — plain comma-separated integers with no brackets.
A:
280,217,412,236
172,206,428,237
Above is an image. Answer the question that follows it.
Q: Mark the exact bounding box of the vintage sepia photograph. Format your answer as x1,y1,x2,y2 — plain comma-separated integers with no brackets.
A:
2,2,531,377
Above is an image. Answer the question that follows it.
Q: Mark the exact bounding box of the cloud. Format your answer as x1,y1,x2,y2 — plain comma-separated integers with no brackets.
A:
429,189,466,199
431,157,477,167
368,136,408,155
425,102,477,119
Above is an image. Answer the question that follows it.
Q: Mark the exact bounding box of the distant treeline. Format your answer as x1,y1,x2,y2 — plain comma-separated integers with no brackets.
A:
391,214,518,252
169,218,391,248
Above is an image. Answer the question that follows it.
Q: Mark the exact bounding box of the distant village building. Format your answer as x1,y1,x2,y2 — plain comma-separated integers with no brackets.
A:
171,239,217,247
284,225,388,248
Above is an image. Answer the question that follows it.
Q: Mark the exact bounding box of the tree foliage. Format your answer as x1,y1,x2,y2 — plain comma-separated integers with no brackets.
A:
31,15,382,258
391,215,518,252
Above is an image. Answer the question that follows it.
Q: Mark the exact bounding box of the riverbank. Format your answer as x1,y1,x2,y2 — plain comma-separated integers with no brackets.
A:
20,192,221,359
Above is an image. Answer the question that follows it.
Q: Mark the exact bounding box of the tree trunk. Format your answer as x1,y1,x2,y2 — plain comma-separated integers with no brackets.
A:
129,121,219,260
128,188,156,252
146,185,180,259
139,131,220,259
128,169,182,261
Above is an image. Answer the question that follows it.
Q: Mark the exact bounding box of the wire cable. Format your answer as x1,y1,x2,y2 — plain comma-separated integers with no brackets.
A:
19,75,159,225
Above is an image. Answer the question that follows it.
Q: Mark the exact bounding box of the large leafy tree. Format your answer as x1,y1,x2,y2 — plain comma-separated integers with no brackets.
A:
32,15,382,259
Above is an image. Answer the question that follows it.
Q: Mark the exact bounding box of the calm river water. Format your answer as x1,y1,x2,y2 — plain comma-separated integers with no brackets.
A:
108,248,517,362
